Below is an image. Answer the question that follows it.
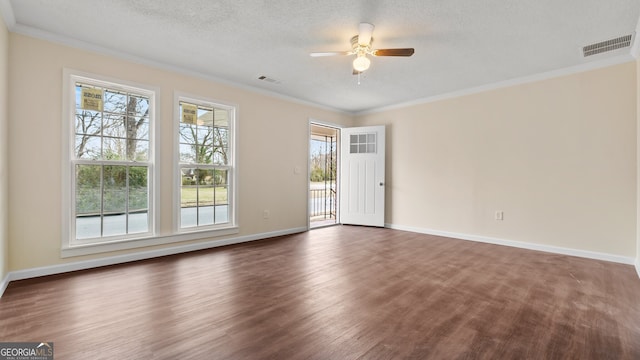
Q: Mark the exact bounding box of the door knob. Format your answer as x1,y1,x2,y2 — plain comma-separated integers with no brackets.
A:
379,182,384,186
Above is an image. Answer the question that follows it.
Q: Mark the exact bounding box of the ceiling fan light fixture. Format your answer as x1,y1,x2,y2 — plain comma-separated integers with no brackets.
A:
353,55,371,72
309,22,414,75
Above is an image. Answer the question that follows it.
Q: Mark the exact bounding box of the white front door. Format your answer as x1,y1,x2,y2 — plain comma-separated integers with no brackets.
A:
340,125,385,227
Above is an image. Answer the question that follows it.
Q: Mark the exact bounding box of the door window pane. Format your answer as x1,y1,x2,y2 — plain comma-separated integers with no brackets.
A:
349,132,377,154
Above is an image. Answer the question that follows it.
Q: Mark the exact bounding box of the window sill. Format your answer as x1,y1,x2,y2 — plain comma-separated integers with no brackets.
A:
61,226,239,258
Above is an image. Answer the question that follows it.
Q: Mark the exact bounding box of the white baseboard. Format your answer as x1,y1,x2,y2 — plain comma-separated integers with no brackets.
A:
386,223,636,265
0,227,307,297
0,273,9,297
636,258,640,280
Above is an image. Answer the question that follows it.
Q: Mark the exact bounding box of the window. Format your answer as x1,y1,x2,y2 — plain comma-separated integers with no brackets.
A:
349,133,377,153
68,74,156,246
177,97,235,230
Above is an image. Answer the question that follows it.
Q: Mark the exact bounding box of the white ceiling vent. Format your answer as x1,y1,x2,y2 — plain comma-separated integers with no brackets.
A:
258,75,281,84
582,34,633,57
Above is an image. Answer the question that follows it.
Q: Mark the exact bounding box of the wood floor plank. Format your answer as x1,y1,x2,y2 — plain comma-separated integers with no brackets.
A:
1,225,639,359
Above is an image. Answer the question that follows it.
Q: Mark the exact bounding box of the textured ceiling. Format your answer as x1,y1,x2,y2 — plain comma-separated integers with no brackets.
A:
3,0,640,113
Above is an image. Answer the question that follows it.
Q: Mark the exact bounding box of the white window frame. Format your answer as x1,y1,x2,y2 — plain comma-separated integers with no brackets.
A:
174,92,238,234
61,69,160,256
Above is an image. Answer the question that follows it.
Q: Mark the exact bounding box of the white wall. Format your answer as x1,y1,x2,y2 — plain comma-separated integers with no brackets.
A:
0,11,9,284
357,62,637,259
7,34,353,271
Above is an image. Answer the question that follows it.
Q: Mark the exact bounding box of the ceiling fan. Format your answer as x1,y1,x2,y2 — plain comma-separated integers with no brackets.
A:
310,22,415,74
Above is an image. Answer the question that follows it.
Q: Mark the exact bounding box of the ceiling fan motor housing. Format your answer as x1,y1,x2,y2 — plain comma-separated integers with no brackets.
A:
351,35,373,54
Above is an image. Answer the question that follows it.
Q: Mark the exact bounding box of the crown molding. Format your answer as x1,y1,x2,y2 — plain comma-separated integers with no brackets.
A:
632,15,640,58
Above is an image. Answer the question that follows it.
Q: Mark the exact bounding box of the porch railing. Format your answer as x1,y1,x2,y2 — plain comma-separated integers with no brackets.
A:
310,188,337,219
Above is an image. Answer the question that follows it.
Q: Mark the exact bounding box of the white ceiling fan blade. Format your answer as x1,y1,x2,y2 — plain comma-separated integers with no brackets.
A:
310,51,352,57
358,22,375,45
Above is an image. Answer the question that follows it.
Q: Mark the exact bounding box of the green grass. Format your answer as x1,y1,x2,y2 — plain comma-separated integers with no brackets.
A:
181,186,228,207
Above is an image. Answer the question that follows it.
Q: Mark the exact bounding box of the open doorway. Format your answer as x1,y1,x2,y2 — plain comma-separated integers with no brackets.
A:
309,123,339,228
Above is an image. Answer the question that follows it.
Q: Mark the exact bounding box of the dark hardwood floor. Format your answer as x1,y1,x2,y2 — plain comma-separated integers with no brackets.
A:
1,226,639,359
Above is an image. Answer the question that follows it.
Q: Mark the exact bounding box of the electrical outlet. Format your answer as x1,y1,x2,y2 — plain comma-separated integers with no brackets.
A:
495,211,504,221
263,210,270,219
